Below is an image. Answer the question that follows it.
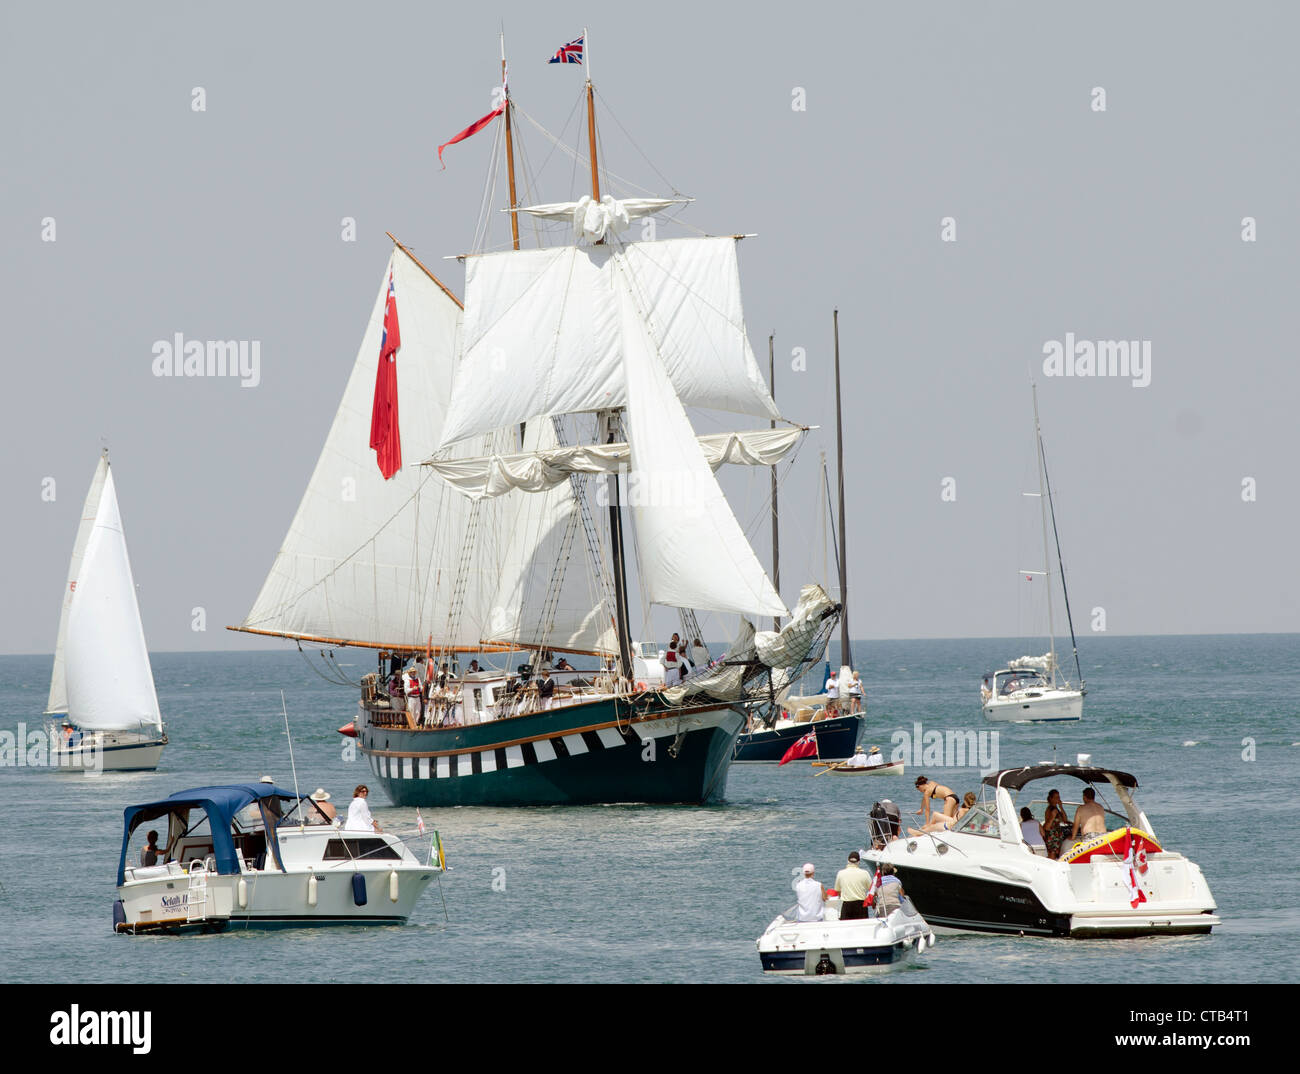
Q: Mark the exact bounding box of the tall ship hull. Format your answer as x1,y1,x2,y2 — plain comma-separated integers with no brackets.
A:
359,694,743,806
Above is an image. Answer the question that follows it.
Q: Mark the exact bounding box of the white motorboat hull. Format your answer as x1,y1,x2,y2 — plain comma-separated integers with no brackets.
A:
983,690,1082,723
116,865,435,931
756,902,934,975
53,728,166,772
116,820,440,932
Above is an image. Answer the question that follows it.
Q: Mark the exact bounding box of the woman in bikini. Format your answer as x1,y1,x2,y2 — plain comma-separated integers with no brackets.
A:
914,776,961,826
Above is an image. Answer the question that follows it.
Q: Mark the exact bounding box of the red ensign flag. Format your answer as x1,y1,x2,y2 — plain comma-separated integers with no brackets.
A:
369,272,402,479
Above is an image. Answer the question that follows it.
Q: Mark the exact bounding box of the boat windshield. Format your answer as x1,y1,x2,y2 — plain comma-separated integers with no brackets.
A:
995,671,1048,694
951,802,1000,838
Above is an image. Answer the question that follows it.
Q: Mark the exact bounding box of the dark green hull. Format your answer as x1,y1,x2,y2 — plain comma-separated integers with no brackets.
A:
357,694,744,807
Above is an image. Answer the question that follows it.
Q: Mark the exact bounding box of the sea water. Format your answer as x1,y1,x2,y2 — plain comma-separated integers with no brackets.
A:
0,634,1295,983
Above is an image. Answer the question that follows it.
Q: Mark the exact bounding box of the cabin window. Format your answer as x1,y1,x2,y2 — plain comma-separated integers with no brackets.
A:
953,803,1000,838
322,838,400,861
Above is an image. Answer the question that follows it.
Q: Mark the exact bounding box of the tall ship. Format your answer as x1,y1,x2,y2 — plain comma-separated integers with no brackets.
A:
232,35,838,805
47,452,167,771
981,383,1085,722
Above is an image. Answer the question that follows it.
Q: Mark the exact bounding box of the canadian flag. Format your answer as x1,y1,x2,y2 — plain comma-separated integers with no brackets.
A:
865,867,882,908
1124,833,1148,908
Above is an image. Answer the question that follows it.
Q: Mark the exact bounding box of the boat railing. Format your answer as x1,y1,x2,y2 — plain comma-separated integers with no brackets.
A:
316,826,444,871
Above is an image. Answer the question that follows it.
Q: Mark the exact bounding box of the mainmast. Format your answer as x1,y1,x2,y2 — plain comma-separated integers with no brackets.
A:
1030,382,1057,682
502,34,519,252
769,333,780,632
583,32,633,680
833,310,852,670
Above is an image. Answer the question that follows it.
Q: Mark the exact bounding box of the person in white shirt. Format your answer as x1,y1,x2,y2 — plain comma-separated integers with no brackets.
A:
1020,807,1047,851
865,746,886,768
848,671,864,714
824,672,838,695
345,785,382,834
845,747,869,768
792,863,825,922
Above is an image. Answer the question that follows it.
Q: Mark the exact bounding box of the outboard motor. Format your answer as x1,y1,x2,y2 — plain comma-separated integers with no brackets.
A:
814,953,836,975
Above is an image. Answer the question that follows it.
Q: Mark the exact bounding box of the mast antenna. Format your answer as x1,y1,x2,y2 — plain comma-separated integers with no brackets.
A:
281,690,303,822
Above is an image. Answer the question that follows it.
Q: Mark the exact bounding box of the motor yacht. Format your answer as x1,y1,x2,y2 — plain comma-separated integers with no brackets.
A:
114,783,443,932
867,763,1219,937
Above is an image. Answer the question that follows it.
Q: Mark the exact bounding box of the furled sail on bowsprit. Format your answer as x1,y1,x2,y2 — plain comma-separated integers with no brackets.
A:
239,248,519,650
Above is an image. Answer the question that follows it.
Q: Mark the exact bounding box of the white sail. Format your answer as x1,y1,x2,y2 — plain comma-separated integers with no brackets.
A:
426,426,804,499
440,236,779,447
618,271,787,619
240,249,513,649
64,467,162,731
481,419,618,655
46,455,109,714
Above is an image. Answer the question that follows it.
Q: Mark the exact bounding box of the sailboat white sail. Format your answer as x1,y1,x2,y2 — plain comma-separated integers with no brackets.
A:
241,248,519,651
48,455,166,770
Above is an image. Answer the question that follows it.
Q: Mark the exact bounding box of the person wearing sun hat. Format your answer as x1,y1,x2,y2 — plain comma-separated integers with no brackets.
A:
307,788,337,825
865,745,886,769
792,863,826,922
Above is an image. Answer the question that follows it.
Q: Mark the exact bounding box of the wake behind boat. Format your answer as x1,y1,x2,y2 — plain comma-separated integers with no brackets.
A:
46,452,166,772
114,783,443,932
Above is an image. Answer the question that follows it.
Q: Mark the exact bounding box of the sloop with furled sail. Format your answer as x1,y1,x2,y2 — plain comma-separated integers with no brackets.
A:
231,34,837,805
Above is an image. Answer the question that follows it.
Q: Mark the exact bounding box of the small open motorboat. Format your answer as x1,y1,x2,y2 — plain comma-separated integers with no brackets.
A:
756,896,935,975
114,782,444,933
812,759,905,776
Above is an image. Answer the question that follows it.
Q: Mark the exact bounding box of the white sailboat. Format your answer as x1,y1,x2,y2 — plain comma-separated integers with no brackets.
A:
46,452,167,770
982,385,1085,722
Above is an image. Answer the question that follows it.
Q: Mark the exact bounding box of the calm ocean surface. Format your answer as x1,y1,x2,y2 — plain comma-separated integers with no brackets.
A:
1,633,1296,984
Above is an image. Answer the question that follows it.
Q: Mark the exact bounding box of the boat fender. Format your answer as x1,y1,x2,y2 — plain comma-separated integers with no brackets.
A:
307,873,318,907
112,899,126,933
389,870,400,903
352,872,367,906
237,877,248,909
635,681,647,693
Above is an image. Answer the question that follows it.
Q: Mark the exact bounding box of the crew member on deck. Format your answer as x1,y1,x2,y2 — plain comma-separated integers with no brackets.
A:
538,668,555,710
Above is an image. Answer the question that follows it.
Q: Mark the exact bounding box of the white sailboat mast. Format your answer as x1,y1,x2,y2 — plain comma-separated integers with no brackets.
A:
1031,381,1057,682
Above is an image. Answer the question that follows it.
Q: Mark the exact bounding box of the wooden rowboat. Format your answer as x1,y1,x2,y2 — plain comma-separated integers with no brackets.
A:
811,759,904,775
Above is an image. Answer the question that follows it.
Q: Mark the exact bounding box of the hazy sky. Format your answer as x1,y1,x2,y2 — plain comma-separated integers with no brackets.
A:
3,2,1297,655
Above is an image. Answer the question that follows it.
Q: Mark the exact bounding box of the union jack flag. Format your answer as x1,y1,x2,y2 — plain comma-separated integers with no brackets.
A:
548,35,584,64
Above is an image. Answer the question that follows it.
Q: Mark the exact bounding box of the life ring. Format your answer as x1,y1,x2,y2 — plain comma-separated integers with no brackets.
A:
1062,826,1161,864
635,680,648,692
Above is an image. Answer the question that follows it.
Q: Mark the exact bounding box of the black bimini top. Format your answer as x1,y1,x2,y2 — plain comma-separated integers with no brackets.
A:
983,764,1139,791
